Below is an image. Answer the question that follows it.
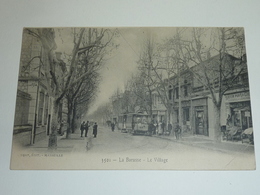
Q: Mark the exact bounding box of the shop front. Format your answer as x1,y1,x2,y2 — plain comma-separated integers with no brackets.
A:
191,98,209,136
181,101,191,133
225,91,252,131
152,110,166,123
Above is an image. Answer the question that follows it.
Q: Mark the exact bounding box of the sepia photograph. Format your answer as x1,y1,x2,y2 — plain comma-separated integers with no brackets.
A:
10,27,255,170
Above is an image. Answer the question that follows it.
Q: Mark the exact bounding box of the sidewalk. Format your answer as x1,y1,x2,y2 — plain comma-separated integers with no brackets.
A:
153,132,255,154
27,130,88,153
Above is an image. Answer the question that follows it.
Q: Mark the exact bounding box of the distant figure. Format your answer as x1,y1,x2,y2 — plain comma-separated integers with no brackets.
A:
106,120,111,127
158,121,163,135
111,123,115,132
148,122,155,136
154,121,158,135
93,122,98,138
175,124,181,140
168,123,172,135
162,121,166,133
226,114,231,126
59,119,65,136
85,121,90,137
80,121,86,137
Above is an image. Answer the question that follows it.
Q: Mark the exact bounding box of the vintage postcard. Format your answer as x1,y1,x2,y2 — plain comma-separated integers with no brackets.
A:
10,27,255,170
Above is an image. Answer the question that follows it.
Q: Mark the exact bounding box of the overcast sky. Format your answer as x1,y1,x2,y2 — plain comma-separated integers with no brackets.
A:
86,27,182,114
54,27,178,114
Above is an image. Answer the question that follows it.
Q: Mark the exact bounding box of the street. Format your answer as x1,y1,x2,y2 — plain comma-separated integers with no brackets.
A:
20,126,252,170
11,125,255,170
87,125,255,169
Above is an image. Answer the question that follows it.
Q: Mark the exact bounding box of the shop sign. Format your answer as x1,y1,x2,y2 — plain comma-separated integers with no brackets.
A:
192,98,207,106
195,106,204,110
225,91,250,102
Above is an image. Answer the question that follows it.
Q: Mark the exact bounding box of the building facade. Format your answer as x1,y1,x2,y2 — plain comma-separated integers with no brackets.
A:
168,54,252,139
13,29,67,146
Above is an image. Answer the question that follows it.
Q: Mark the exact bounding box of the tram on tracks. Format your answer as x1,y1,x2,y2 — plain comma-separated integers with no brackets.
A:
118,112,150,135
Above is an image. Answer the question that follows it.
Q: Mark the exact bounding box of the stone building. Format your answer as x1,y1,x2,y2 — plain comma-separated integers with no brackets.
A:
168,53,252,139
151,92,166,123
13,29,67,146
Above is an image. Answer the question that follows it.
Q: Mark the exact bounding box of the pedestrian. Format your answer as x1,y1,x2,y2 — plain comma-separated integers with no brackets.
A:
167,123,172,136
158,121,163,135
148,122,154,136
80,121,86,137
155,121,159,134
85,121,90,137
226,114,231,127
153,121,157,135
93,122,98,138
162,120,165,134
175,124,181,140
111,122,115,132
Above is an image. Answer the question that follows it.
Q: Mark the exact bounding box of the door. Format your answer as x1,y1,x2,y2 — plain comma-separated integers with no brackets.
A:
195,111,204,135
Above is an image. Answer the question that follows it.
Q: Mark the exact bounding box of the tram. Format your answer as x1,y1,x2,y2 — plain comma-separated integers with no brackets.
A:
118,112,150,135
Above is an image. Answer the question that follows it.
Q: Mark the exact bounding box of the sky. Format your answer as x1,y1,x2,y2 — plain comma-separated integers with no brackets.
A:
86,27,181,114
54,27,178,115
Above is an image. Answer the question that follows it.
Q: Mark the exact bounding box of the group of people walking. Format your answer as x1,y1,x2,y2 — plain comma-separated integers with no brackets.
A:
80,121,98,138
80,120,181,140
148,121,181,139
148,121,167,136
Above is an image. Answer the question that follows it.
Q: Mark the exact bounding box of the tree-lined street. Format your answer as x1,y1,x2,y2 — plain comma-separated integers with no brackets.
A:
12,27,255,170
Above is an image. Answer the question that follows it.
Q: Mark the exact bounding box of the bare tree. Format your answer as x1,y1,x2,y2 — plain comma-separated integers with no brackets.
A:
135,38,159,117
169,27,247,141
26,27,116,148
64,28,114,137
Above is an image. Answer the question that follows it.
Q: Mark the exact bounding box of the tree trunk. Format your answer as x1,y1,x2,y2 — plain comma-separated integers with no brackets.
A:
149,90,153,119
66,101,73,138
48,99,59,149
72,103,77,133
213,104,222,142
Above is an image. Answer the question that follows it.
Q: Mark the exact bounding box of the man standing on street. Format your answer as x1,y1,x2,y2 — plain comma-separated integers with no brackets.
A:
93,122,98,138
85,121,90,137
111,122,115,132
80,121,86,137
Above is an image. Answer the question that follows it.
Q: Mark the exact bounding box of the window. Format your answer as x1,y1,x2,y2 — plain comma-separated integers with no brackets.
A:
169,89,173,100
175,88,179,99
158,95,163,104
241,73,249,84
183,108,190,123
184,85,188,97
38,92,44,125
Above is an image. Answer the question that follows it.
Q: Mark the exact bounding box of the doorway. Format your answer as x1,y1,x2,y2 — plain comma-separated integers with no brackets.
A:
195,110,205,135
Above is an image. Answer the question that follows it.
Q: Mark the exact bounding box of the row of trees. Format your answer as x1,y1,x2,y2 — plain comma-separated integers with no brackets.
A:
98,27,247,141
26,28,116,148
